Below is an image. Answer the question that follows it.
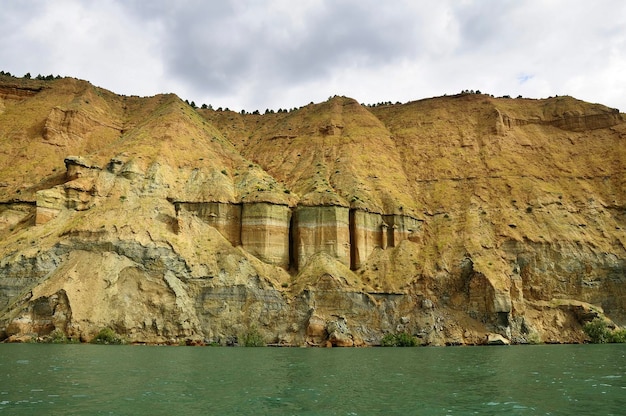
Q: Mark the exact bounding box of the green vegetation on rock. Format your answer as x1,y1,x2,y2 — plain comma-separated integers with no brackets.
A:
241,327,265,347
91,327,125,345
45,329,78,344
380,332,419,347
583,318,626,343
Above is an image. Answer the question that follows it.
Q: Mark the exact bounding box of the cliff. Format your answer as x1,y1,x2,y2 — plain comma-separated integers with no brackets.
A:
1,74,625,346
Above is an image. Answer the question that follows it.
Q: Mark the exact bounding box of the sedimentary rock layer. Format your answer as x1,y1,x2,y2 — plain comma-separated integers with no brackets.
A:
241,203,291,268
293,206,351,269
176,202,243,247
0,75,624,346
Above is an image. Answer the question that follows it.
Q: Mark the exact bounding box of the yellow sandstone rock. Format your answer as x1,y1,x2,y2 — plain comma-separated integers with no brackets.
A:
0,74,624,345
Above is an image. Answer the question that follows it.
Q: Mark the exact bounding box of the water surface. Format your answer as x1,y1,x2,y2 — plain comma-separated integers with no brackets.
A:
0,344,624,415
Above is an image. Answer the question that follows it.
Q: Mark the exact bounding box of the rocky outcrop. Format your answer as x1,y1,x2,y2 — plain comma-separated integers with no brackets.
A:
35,188,65,225
293,206,351,269
175,202,243,246
34,156,113,225
241,203,291,268
350,210,422,269
0,77,624,346
351,210,384,269
496,96,623,132
0,202,34,232
43,107,123,147
64,156,101,180
499,111,623,132
174,200,422,271
0,84,43,100
486,333,510,345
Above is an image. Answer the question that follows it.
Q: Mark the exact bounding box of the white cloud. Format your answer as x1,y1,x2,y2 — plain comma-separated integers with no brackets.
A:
1,0,166,96
0,0,624,111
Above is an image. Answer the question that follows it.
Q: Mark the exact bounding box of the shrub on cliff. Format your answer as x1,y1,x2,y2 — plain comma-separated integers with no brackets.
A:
381,332,418,347
610,329,626,343
241,327,265,347
46,329,78,344
91,327,125,345
583,318,626,343
583,318,609,343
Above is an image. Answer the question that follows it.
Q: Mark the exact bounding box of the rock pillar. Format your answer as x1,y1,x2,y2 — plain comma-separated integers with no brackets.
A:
241,203,291,268
176,202,242,246
350,210,384,270
35,188,65,225
293,206,350,269
381,223,388,250
383,214,422,247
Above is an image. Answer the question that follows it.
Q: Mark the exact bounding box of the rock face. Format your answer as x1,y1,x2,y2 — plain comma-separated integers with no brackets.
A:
293,206,351,269
172,201,420,272
176,202,243,246
351,210,385,269
241,203,291,268
0,74,625,346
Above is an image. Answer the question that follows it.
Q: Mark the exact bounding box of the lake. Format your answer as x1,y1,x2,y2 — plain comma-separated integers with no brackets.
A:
0,343,624,415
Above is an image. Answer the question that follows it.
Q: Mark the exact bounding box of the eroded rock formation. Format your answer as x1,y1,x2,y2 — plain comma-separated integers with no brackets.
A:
0,75,624,346
242,203,292,268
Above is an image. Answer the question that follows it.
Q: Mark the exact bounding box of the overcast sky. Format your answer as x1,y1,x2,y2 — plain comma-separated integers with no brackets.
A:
1,0,625,112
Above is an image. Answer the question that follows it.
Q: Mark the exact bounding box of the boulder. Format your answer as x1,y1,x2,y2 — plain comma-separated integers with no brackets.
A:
486,333,511,345
326,317,354,347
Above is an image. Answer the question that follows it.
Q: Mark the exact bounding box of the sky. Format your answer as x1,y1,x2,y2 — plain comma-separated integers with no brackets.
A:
1,0,625,112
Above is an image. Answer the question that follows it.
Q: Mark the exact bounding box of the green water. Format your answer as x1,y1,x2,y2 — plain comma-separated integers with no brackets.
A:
0,344,624,415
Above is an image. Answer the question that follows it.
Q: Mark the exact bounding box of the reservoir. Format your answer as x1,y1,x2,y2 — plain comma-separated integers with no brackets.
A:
1,343,624,415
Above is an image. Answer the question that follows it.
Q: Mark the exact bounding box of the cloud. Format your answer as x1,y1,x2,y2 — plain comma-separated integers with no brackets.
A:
1,0,625,112
120,1,451,105
0,0,166,96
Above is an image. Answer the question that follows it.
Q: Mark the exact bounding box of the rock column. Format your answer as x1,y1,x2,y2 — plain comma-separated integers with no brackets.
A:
293,206,350,269
241,203,291,269
350,210,384,270
177,202,242,246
